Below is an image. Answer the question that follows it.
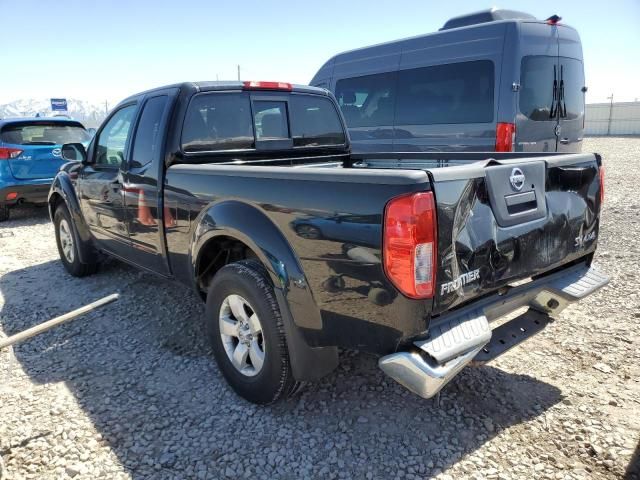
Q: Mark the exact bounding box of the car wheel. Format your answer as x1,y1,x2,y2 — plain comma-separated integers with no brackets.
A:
54,204,98,277
0,205,9,222
295,224,322,240
205,260,300,404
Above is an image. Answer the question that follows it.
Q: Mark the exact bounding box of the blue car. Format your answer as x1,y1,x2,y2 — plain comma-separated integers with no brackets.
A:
0,117,91,221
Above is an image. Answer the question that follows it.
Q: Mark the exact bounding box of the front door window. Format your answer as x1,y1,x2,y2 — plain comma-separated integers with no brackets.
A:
95,105,137,167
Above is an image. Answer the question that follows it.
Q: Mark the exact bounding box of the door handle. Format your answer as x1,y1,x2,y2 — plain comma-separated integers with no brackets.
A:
559,138,570,144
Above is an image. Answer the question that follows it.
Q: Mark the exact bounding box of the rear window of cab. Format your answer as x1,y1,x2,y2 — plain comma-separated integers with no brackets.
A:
181,92,346,153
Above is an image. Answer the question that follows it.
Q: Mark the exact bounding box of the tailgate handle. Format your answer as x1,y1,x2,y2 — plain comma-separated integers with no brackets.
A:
505,191,537,215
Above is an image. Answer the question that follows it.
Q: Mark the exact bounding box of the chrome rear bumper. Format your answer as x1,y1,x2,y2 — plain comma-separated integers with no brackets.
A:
379,264,609,399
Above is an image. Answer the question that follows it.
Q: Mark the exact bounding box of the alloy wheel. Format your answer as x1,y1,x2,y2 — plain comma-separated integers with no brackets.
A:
219,294,265,377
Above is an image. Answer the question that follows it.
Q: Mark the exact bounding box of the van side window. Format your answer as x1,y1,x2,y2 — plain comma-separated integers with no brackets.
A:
396,61,494,125
335,72,396,128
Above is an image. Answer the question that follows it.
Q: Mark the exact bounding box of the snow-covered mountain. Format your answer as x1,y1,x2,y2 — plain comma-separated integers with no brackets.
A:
0,98,108,127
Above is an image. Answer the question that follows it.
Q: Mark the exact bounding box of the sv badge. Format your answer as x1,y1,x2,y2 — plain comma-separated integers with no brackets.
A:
575,231,596,248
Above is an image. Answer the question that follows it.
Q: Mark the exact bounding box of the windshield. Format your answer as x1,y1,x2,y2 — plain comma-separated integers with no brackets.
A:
1,123,91,146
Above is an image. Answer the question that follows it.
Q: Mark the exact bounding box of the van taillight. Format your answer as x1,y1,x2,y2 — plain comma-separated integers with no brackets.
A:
495,123,516,152
383,192,437,299
0,147,23,160
599,166,605,205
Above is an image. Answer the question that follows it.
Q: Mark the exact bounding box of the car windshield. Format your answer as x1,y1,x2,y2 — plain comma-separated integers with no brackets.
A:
1,123,91,146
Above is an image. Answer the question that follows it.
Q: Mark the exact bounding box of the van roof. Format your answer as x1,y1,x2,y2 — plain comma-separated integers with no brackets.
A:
322,9,573,63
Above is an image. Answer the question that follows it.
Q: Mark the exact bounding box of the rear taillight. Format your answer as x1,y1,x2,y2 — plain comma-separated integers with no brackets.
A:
599,166,605,205
0,147,23,160
495,123,516,152
242,81,293,91
383,192,437,299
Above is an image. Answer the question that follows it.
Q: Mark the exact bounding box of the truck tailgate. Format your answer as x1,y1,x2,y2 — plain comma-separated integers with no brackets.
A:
352,152,601,314
423,153,603,313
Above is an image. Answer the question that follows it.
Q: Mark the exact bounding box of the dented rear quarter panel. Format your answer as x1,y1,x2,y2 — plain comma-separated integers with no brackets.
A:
164,165,435,355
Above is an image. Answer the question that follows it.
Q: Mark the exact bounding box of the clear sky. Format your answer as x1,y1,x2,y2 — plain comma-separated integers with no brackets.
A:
1,0,638,105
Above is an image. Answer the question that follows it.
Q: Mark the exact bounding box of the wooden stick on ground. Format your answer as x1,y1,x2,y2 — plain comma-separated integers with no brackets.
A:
0,293,119,350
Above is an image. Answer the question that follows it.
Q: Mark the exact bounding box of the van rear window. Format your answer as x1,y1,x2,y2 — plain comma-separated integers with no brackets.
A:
559,58,585,121
520,56,556,121
181,92,346,153
520,56,585,121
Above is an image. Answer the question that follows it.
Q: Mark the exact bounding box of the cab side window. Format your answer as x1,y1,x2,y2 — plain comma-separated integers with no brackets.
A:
95,105,137,167
131,96,168,168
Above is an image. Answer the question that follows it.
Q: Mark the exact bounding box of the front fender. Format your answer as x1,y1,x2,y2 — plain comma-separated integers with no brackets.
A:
191,200,338,380
48,172,94,253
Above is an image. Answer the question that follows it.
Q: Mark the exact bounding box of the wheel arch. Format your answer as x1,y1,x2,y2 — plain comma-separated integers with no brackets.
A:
48,173,92,243
191,200,338,381
48,173,96,264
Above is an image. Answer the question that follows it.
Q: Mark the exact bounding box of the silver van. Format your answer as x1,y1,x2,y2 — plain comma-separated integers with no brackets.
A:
310,9,586,153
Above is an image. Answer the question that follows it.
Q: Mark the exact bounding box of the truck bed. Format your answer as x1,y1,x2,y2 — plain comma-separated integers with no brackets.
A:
165,150,603,353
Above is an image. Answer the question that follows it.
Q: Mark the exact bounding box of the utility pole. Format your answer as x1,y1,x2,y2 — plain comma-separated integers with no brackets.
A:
104,100,108,115
606,94,614,136
237,64,241,81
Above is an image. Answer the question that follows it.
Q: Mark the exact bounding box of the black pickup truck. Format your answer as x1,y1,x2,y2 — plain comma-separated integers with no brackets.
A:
49,81,608,404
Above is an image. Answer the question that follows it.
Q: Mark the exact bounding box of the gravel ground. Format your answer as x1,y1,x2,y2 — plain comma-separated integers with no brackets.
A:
1,137,639,480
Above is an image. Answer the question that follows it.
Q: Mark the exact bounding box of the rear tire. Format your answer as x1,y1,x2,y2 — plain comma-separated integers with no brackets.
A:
54,204,98,277
205,260,300,404
0,205,9,222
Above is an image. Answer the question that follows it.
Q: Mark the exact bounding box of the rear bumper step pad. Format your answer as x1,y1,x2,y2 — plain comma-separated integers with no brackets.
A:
414,312,491,364
473,309,552,363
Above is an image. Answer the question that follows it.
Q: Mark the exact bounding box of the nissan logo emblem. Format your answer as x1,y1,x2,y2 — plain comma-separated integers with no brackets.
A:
509,168,525,191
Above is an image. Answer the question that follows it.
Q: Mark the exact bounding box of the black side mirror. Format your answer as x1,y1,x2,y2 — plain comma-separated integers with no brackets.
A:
61,143,87,163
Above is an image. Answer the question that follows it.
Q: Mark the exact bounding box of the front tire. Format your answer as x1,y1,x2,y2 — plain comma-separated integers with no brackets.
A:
54,205,98,277
205,260,299,404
